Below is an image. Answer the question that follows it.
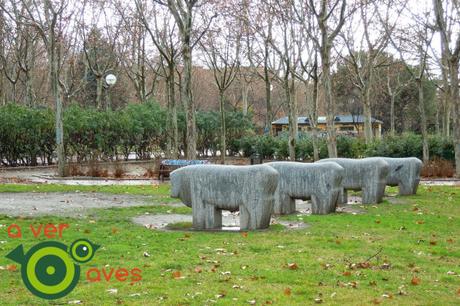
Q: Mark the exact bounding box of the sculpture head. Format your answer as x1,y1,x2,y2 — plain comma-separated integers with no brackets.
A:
170,168,192,207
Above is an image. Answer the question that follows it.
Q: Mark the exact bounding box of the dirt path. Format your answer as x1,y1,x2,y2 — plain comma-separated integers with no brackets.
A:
0,192,171,217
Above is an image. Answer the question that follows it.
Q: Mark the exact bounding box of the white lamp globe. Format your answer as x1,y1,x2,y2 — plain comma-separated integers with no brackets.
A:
105,74,117,86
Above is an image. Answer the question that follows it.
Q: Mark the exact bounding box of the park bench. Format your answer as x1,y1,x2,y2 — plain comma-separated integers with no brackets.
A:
158,159,210,181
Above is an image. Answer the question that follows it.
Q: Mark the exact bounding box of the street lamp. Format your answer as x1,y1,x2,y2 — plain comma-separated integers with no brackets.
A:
105,74,117,109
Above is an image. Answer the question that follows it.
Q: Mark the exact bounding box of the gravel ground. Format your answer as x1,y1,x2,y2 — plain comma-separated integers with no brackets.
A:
0,192,166,217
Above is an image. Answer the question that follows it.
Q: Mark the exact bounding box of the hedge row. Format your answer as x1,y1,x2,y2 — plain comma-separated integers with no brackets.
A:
0,103,454,166
0,103,254,166
236,133,455,161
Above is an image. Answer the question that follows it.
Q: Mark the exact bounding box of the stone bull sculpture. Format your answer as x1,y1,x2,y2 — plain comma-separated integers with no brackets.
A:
266,162,344,215
170,164,279,230
317,158,390,204
376,157,422,195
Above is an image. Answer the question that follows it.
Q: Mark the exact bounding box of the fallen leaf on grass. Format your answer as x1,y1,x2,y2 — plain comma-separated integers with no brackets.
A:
372,298,382,304
429,240,437,245
6,264,17,272
416,220,425,224
411,276,421,285
283,288,291,296
314,297,323,304
241,232,248,238
457,288,460,296
343,271,351,276
375,220,381,224
194,266,202,273
111,228,118,234
172,271,182,279
398,285,407,295
287,263,298,270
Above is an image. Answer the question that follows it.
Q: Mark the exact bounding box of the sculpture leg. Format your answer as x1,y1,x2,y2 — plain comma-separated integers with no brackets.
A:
274,192,295,215
361,187,372,204
376,183,386,203
337,188,347,205
311,192,337,215
399,181,418,195
191,197,206,229
239,205,250,230
204,203,222,229
254,199,273,229
362,184,384,204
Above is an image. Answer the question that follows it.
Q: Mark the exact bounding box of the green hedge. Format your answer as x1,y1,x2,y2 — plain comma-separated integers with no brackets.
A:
0,103,454,166
0,103,254,166
236,133,454,162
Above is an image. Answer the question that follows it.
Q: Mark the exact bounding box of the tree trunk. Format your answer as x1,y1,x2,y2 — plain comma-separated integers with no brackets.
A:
449,60,460,177
219,91,226,164
286,76,297,161
182,42,196,159
362,88,373,143
417,78,429,163
264,49,272,135
49,38,65,177
390,94,395,136
320,48,337,158
242,83,249,115
307,77,320,161
165,73,172,157
169,62,179,158
96,76,103,109
25,70,34,107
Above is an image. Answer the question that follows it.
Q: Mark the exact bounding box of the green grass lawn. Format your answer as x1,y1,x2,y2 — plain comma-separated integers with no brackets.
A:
0,184,458,305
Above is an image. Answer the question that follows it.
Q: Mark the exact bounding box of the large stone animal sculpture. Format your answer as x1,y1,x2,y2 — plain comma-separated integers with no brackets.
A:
316,158,390,204
170,164,279,230
378,157,422,195
266,162,344,215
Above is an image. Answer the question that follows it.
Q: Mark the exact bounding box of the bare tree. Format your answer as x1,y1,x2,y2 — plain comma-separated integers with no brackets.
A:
80,3,121,109
385,5,434,163
340,0,396,143
306,0,347,158
433,0,460,177
136,0,181,158
386,63,408,136
2,0,72,176
266,0,300,161
201,11,241,163
115,1,159,104
241,0,276,134
293,1,320,160
153,0,215,159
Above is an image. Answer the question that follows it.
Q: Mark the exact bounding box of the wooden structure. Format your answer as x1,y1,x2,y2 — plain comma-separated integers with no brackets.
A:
271,115,383,138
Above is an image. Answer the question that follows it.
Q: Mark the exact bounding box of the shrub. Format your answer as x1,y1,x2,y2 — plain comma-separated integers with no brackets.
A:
113,163,126,178
421,159,454,178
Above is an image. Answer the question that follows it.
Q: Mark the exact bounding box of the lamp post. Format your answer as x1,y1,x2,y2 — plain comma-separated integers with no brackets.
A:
105,74,117,110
